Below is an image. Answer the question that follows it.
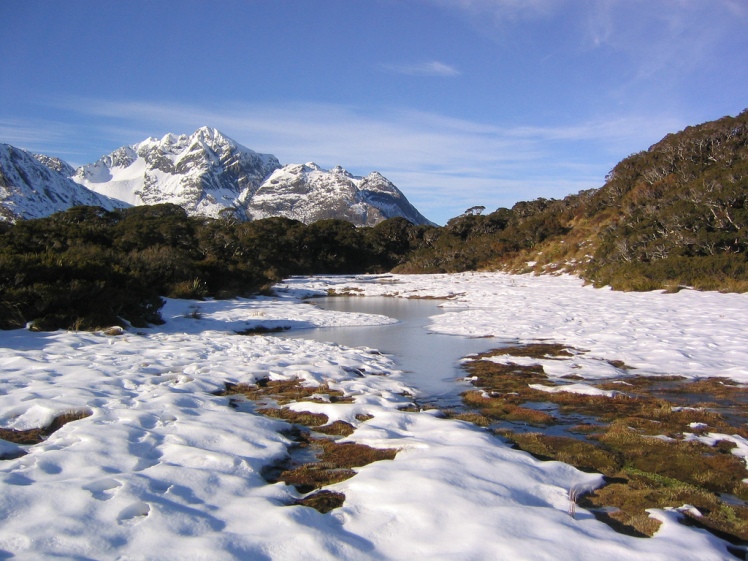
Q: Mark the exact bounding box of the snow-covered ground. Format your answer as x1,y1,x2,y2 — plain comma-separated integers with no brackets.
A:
1,273,745,560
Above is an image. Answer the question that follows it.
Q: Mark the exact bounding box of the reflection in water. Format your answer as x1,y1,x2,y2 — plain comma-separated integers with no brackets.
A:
272,297,504,407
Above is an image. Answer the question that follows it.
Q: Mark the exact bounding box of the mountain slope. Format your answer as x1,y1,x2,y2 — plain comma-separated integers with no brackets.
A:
73,127,282,219
243,163,432,226
396,108,748,291
0,144,127,222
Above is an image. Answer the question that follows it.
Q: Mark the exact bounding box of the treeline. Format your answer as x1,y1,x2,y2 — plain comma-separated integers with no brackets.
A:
0,205,432,330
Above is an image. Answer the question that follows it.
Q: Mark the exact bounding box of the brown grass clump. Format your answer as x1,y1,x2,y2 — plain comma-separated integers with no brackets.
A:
315,421,356,437
0,409,92,448
598,423,748,498
257,408,329,427
217,379,350,406
235,326,291,335
450,412,492,427
0,427,46,446
581,470,748,540
463,360,548,395
294,490,346,513
462,391,555,426
497,431,621,474
317,439,398,468
277,464,357,493
266,435,399,494
481,343,578,360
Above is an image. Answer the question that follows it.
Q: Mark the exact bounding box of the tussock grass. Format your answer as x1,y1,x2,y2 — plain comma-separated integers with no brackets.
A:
217,379,351,406
497,431,620,474
265,434,398,495
459,343,748,543
258,408,329,427
0,409,93,448
220,376,398,515
315,421,356,436
294,490,346,513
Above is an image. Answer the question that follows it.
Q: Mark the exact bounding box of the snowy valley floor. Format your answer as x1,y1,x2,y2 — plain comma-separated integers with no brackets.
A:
1,272,747,560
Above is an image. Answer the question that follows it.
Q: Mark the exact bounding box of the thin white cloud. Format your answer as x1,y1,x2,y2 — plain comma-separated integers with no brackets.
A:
583,0,748,81
378,61,461,77
425,0,557,22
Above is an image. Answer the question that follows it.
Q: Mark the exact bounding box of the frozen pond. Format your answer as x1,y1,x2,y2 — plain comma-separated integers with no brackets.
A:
272,296,503,407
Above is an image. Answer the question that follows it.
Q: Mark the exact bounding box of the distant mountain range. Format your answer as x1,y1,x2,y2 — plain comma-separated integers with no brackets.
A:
0,127,432,226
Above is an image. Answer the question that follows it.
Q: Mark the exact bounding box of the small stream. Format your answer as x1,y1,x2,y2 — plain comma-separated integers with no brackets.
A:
273,296,503,407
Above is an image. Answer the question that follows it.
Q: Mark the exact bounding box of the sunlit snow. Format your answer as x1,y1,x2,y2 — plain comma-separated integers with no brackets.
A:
0,273,743,560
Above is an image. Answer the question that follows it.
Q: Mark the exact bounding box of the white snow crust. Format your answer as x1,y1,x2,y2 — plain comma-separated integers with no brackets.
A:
1,273,744,560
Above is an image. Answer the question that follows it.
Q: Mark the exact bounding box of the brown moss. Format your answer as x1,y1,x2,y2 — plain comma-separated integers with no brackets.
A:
0,409,92,447
294,490,346,513
278,464,356,493
315,421,356,437
217,379,350,406
460,344,748,544
258,408,329,427
498,431,621,474
267,436,398,493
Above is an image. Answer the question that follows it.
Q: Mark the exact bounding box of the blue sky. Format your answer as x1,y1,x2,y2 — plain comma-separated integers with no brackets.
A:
1,0,746,225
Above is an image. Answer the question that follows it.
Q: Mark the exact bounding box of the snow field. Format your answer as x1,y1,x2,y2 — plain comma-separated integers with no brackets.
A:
0,273,744,559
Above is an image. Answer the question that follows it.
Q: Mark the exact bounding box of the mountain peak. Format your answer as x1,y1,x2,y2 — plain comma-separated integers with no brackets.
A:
73,128,282,215
246,161,432,226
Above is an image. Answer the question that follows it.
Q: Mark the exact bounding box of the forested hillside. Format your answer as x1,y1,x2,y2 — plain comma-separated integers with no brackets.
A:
396,109,748,292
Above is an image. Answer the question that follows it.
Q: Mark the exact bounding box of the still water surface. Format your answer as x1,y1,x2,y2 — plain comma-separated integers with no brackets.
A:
273,297,503,407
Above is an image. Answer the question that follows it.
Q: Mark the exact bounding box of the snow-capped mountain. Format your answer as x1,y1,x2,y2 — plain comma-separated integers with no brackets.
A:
0,144,127,222
74,127,282,219
1,127,432,225
73,127,431,225
242,163,432,226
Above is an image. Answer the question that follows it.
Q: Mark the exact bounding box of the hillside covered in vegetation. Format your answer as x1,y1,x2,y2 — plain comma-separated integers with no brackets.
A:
397,109,747,292
1,110,746,330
